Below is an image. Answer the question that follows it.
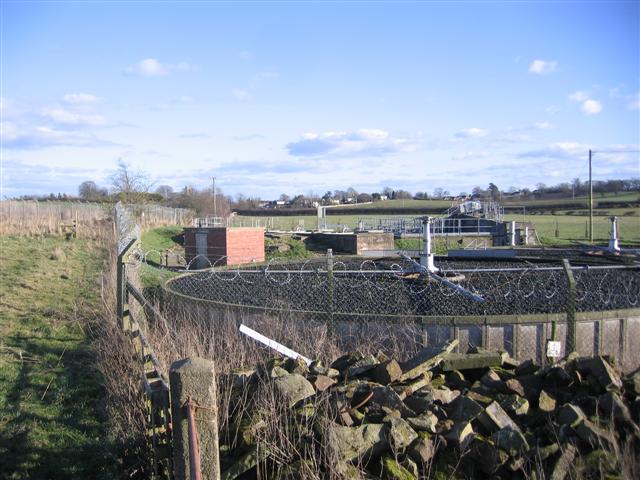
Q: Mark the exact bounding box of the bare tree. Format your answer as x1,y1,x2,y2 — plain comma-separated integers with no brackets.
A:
78,180,100,200
110,160,153,203
155,185,174,199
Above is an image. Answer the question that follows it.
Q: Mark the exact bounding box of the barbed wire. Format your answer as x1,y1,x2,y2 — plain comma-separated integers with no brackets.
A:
118,250,639,317
115,202,640,370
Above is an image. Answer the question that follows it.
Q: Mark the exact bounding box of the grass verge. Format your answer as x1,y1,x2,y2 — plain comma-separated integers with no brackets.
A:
0,235,117,479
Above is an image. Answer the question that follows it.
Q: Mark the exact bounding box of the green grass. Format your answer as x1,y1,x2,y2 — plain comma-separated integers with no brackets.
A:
333,198,453,209
140,225,183,264
394,237,458,255
0,235,116,479
138,262,179,288
138,226,184,287
265,237,314,261
234,208,639,246
504,212,640,245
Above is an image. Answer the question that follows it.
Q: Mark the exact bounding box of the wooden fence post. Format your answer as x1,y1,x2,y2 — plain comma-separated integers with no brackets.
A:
170,357,220,480
117,238,136,329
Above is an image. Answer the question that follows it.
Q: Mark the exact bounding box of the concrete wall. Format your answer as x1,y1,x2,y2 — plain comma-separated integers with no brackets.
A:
161,280,640,372
309,232,395,255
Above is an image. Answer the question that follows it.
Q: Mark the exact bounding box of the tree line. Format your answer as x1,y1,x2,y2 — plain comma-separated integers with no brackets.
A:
11,160,639,215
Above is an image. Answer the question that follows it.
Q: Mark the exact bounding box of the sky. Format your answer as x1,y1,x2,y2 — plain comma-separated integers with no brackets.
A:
1,0,639,199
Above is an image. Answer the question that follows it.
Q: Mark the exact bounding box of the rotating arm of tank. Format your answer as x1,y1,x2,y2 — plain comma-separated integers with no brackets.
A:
400,254,485,303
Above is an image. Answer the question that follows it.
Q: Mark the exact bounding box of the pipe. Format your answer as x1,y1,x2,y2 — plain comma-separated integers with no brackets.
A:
184,396,202,480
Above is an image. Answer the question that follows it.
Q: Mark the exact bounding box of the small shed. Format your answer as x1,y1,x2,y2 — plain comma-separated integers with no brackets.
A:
183,227,265,268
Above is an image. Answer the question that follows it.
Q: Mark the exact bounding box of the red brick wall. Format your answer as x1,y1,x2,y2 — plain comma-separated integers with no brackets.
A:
183,227,264,267
226,228,265,265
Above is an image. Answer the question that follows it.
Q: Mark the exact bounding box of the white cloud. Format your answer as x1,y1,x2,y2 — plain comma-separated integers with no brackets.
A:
62,93,101,105
569,91,588,102
42,108,106,126
569,91,603,116
125,58,192,77
232,88,249,100
528,59,558,75
534,122,555,130
287,129,416,158
545,105,560,115
455,127,488,138
627,94,640,110
581,99,602,115
519,142,587,160
1,122,118,149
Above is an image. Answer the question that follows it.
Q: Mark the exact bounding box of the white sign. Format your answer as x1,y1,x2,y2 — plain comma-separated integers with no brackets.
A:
239,324,311,365
546,341,562,358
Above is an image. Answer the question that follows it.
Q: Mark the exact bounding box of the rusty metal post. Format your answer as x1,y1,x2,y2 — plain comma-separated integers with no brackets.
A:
170,358,220,480
184,397,202,480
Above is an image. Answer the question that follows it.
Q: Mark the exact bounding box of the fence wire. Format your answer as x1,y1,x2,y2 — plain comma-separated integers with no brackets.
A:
117,202,640,374
143,256,637,317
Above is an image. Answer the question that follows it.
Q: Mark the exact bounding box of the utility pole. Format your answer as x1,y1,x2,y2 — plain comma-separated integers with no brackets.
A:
212,177,217,220
588,150,593,243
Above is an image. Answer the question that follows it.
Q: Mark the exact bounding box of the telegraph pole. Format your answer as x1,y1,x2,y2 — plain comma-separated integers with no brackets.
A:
588,150,593,243
212,177,217,219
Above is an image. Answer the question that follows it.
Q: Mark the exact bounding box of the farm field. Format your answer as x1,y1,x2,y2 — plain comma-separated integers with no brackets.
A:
0,236,116,479
504,211,640,244
232,208,640,245
281,191,639,211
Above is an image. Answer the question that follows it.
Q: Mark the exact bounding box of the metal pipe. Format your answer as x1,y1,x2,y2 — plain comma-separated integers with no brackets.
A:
608,216,620,253
184,396,203,480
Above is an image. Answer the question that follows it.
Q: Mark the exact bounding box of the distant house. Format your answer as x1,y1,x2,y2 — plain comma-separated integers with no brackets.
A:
379,195,388,201
503,191,522,198
275,200,287,206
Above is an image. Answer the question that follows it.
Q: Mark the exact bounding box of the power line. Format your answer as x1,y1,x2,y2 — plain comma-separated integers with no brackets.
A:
591,149,640,155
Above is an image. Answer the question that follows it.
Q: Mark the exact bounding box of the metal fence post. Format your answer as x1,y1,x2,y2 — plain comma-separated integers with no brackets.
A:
562,259,577,354
326,249,335,337
170,357,220,480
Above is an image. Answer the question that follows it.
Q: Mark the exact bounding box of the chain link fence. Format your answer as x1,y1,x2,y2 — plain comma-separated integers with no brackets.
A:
116,201,640,372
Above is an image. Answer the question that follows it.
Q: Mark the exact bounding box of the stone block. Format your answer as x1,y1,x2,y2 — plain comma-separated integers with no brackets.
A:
170,357,220,480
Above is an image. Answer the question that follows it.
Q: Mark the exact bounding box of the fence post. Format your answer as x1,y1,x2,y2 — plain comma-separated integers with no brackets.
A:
117,238,136,330
326,249,335,337
170,357,220,480
562,259,577,354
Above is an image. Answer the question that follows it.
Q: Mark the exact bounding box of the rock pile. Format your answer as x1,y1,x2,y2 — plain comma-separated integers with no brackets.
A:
219,341,640,479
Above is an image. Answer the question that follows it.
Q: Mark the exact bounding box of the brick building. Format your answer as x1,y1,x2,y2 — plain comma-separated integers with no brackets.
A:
183,227,265,268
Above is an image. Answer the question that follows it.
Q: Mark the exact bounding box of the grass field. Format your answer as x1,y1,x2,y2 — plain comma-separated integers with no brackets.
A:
233,208,639,245
270,191,638,211
140,225,183,263
0,236,115,479
504,212,640,245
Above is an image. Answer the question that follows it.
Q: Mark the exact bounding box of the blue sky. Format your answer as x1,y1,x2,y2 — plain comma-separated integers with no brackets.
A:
1,1,639,199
